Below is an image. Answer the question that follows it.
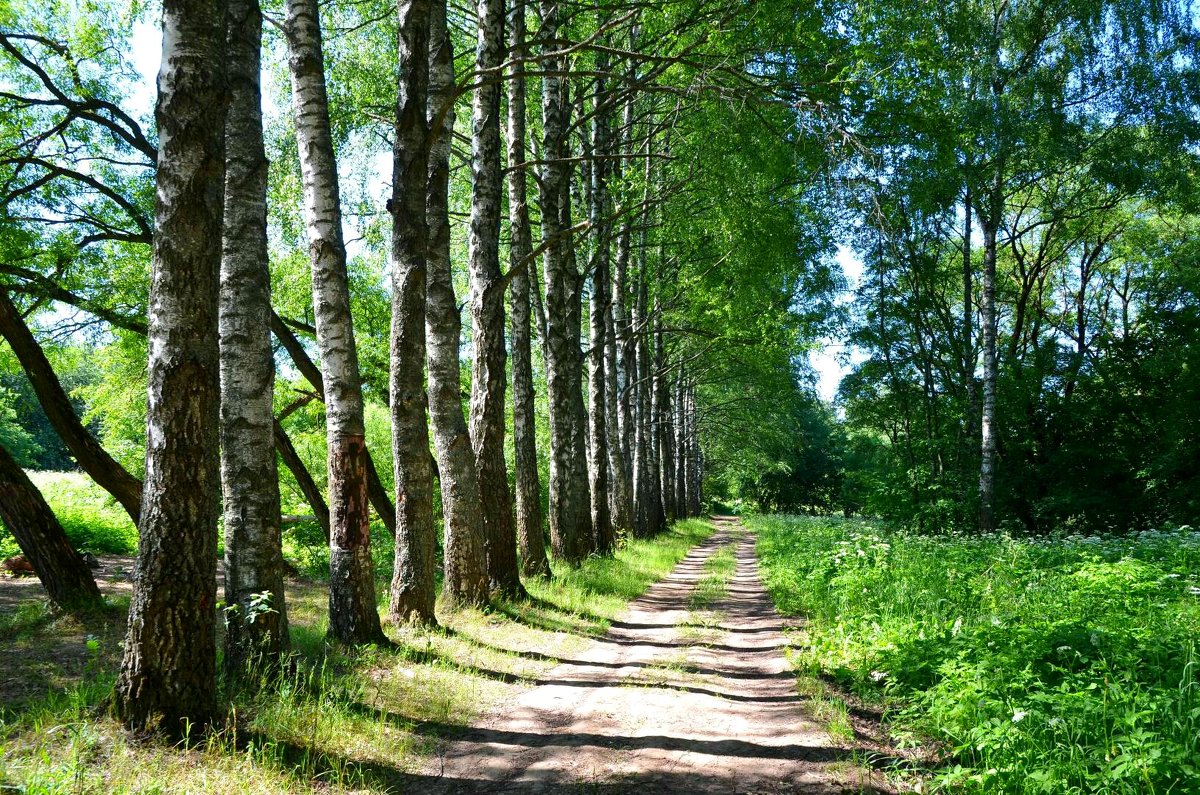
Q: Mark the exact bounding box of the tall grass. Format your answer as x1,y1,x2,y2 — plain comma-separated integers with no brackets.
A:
0,471,138,558
752,515,1200,794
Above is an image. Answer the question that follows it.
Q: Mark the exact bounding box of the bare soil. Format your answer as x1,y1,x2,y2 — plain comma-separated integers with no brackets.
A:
415,517,904,794
0,555,135,712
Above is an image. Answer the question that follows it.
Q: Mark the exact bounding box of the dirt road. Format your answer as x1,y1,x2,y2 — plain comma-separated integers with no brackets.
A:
417,517,897,793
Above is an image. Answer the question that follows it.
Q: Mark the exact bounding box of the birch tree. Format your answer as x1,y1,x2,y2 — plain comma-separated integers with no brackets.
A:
221,0,288,670
115,0,227,733
284,0,385,644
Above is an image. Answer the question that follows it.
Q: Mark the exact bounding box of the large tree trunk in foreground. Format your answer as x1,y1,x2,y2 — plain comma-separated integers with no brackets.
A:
115,0,226,734
0,441,102,613
427,0,488,606
221,0,288,672
506,0,548,579
468,0,523,598
0,290,143,523
285,0,385,644
388,0,437,626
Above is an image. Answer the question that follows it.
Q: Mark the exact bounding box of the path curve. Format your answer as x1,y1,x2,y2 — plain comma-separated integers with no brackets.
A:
419,517,895,793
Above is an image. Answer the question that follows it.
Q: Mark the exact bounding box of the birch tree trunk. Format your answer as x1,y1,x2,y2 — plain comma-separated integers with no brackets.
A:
604,276,633,537
221,0,288,672
115,0,226,733
632,270,661,536
427,0,488,605
284,0,384,644
468,0,523,597
506,0,549,578
654,311,675,523
586,73,614,556
0,441,102,613
978,201,999,533
673,375,687,517
388,0,437,625
0,290,143,523
538,0,590,564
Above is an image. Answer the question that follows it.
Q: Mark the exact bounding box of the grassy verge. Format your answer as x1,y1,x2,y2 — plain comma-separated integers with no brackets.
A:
0,518,715,794
751,514,1200,793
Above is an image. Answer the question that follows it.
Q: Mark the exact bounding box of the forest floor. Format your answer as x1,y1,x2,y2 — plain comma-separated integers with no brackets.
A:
410,517,903,794
0,517,914,793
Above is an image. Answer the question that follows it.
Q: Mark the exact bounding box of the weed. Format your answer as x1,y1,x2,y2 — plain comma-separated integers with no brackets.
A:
754,515,1200,794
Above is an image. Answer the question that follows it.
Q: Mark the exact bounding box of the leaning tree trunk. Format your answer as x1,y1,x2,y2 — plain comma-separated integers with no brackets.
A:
0,290,143,523
221,0,288,673
537,0,591,564
270,314,396,535
0,441,102,613
427,0,488,606
114,0,226,735
284,0,385,644
388,0,437,626
468,0,524,598
274,420,332,539
506,0,549,579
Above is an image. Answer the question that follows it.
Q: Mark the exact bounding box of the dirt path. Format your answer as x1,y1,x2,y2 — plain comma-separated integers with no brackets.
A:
418,517,897,793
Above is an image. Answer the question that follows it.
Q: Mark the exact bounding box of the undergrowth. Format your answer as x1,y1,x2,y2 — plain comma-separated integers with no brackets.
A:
0,518,715,793
0,471,137,558
752,514,1200,794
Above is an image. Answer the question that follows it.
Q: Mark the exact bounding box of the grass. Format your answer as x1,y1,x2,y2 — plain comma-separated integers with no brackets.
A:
0,518,716,794
689,541,736,610
0,471,138,559
752,514,1200,794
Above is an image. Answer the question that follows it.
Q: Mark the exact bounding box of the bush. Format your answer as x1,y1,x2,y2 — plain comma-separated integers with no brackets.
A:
753,515,1200,793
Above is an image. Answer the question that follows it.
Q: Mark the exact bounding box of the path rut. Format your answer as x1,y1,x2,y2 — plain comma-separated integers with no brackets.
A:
418,517,896,793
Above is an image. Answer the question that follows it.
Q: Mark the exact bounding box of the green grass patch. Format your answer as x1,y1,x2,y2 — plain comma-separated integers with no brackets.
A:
752,514,1200,793
0,471,138,558
690,542,736,609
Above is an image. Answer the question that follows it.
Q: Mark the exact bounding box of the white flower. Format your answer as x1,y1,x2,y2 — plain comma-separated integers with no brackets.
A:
1012,710,1027,723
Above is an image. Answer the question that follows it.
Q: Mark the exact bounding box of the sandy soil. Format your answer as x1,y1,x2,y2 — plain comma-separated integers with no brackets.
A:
414,517,902,794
